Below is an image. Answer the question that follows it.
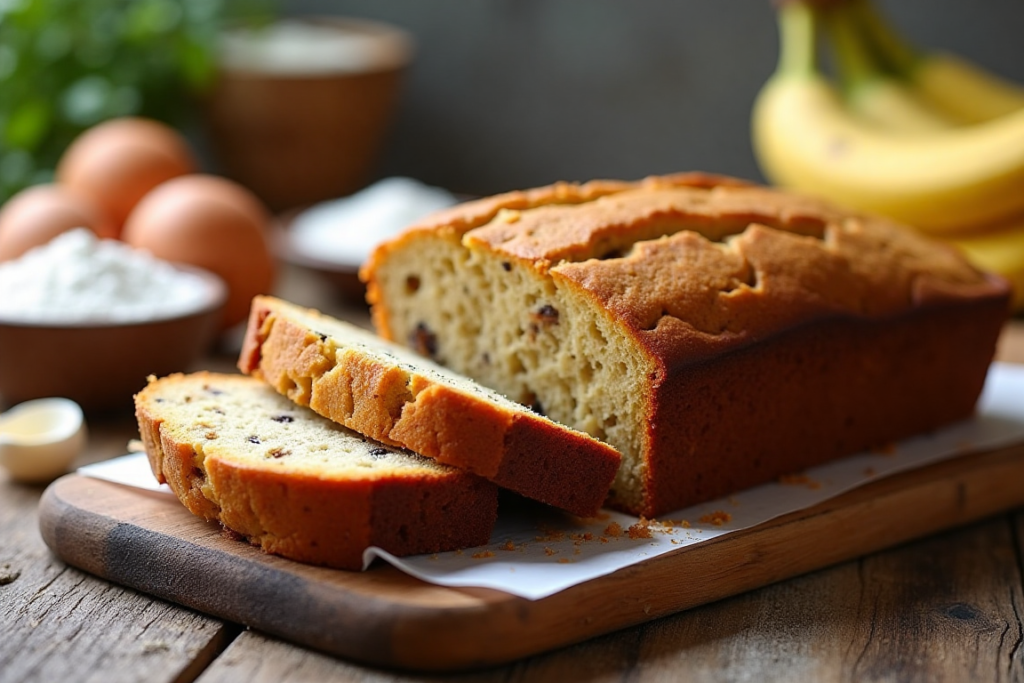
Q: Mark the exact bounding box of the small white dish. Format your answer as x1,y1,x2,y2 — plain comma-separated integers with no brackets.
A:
277,177,458,304
284,177,457,268
0,397,86,484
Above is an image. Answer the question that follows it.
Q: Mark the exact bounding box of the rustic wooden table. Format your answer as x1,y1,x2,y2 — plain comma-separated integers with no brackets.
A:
3,264,1023,683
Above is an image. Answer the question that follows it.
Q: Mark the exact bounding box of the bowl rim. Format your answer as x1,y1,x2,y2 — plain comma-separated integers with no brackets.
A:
218,15,415,77
0,262,228,330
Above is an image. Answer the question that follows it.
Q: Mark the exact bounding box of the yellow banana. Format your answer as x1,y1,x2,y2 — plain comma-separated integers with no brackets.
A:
851,0,1024,124
821,2,954,135
912,57,1024,125
944,222,1024,310
752,2,1024,235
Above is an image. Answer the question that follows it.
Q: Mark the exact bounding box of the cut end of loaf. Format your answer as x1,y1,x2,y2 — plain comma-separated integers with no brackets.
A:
363,226,654,513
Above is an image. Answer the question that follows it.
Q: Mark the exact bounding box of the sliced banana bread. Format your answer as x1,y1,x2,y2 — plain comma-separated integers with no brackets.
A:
238,296,621,517
361,172,1012,517
135,372,498,569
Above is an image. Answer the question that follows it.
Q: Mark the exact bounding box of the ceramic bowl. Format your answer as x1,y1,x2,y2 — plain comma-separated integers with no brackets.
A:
0,266,227,413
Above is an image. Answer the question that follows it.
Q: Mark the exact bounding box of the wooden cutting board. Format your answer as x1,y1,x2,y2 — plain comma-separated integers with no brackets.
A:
38,442,1024,672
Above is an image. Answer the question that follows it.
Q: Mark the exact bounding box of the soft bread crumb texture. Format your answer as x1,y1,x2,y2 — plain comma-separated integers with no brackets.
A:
135,372,497,569
363,173,1011,516
238,296,621,517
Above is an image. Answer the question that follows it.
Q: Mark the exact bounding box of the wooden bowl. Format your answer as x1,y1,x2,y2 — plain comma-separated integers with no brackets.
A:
0,267,226,413
205,17,413,212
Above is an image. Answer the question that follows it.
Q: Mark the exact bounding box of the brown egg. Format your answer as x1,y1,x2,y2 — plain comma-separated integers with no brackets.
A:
57,117,197,233
122,174,275,329
0,184,117,261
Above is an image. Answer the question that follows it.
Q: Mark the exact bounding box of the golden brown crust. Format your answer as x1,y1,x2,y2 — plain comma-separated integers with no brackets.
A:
370,173,1009,366
134,372,498,569
240,296,622,517
542,190,1010,370
205,458,375,567
136,386,222,521
361,173,755,337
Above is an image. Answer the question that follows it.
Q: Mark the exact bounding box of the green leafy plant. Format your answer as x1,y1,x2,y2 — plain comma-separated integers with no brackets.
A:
0,0,274,201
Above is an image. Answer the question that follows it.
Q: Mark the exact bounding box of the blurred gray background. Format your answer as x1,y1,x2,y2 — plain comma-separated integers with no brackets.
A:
281,0,1024,196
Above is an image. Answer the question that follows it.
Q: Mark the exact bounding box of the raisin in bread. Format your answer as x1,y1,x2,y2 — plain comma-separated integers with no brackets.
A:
135,372,497,569
361,172,1012,517
238,296,621,517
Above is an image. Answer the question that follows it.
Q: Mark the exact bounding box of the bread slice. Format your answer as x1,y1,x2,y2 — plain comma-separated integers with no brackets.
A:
361,172,1012,516
135,372,498,569
237,296,621,517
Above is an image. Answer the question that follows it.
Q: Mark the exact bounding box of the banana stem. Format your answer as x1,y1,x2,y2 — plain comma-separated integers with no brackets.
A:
848,0,921,77
775,1,820,79
822,4,883,93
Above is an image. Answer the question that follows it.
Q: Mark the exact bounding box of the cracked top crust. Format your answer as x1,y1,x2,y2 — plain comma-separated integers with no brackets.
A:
368,173,1010,366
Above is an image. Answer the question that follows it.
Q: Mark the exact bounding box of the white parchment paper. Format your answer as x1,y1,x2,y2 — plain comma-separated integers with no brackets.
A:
80,362,1024,600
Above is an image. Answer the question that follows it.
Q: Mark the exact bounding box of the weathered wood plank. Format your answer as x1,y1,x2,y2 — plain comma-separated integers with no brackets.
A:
193,516,1024,683
38,440,1024,672
194,631,441,683
0,470,234,683
1011,509,1024,680
612,517,1024,683
842,519,1023,683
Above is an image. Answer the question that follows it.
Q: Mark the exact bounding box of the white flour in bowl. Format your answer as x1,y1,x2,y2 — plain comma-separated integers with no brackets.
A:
0,229,219,324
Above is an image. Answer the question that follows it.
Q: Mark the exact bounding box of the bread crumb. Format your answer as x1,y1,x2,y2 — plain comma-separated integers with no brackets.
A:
557,558,573,564
501,540,516,551
599,536,609,543
699,511,732,526
627,517,653,539
455,549,463,556
604,522,623,537
544,547,557,556
660,519,691,529
535,527,566,543
777,473,822,490
471,551,494,559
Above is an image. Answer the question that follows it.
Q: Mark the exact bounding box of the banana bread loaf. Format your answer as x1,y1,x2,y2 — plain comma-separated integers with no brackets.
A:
238,296,621,517
135,372,498,569
362,172,1012,517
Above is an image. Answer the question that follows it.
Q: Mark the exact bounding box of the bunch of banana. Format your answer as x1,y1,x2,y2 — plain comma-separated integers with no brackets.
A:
751,0,1024,309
